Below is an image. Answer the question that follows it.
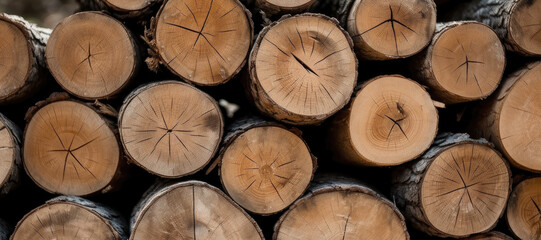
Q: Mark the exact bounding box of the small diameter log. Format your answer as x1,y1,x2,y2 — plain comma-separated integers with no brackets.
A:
469,61,541,173
506,177,541,239
46,11,140,100
450,0,541,56
77,0,163,19
217,118,316,215
464,231,514,240
274,176,409,240
328,75,438,167
0,14,50,105
0,114,22,197
246,13,357,125
255,0,317,16
392,133,511,238
119,81,223,178
150,0,253,86
11,196,127,240
23,94,126,196
130,180,264,240
412,21,506,104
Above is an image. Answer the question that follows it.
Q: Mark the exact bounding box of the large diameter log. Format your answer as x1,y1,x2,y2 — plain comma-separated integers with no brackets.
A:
506,177,541,239
468,61,541,173
217,118,316,215
130,180,264,239
412,21,506,104
148,0,253,86
464,231,514,240
77,0,163,19
392,133,511,238
119,81,223,178
11,196,127,240
0,114,22,197
274,176,409,240
23,93,127,196
328,75,438,166
246,13,357,125
0,14,50,105
46,11,140,100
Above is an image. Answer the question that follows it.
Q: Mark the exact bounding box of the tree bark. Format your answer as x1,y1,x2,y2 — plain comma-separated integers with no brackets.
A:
0,113,22,197
463,231,514,240
0,218,8,240
77,0,163,19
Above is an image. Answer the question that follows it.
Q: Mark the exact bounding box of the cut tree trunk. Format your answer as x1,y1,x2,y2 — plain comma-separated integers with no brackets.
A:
392,133,511,238
328,75,438,167
0,113,22,197
246,13,357,125
147,0,253,86
216,117,316,215
46,11,140,100
0,14,50,105
468,61,541,173
77,0,163,19
506,177,541,240
463,231,514,240
411,21,506,104
23,93,127,196
118,80,223,178
11,196,127,240
448,0,541,56
273,176,409,240
130,180,264,240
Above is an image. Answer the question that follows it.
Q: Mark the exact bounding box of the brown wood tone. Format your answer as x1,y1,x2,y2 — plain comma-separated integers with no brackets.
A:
77,0,163,19
118,81,223,178
130,180,264,240
217,117,316,215
464,231,514,240
274,176,409,240
23,93,126,196
328,75,438,167
392,133,511,238
246,13,357,125
0,113,22,197
469,61,541,173
450,0,541,56
506,177,541,240
46,11,139,100
412,21,506,104
11,196,127,240
0,14,50,105
256,0,317,15
149,0,253,86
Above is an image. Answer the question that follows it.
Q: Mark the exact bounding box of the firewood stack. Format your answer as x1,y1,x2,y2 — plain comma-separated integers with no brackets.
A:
0,0,540,239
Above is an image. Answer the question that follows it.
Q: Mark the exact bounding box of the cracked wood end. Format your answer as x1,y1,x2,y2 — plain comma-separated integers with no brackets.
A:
328,75,438,167
118,81,223,178
247,13,357,125
46,11,139,100
507,177,541,240
23,100,124,196
129,180,264,240
154,0,253,86
0,113,22,197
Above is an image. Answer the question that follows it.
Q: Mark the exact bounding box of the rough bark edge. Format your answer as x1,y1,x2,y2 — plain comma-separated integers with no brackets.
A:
144,0,254,86
246,13,358,125
118,80,224,178
0,13,50,105
129,180,264,239
0,218,9,240
411,21,506,104
254,0,317,16
391,132,512,238
0,113,22,197
464,231,514,240
273,175,410,240
308,0,356,27
77,0,163,19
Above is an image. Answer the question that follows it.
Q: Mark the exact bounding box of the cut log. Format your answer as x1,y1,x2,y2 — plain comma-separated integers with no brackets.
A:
273,176,409,240
149,0,253,86
411,21,506,104
0,13,50,105
217,117,316,215
468,61,541,173
463,231,514,240
506,177,541,240
0,218,8,240
246,13,357,125
328,75,438,166
449,0,541,56
118,81,223,178
130,180,264,240
255,0,317,16
23,93,126,196
11,196,127,240
0,113,22,197
46,11,140,100
77,0,163,19
392,133,511,238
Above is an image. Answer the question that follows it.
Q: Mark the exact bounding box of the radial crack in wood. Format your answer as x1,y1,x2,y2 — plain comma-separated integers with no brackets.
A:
506,177,541,240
